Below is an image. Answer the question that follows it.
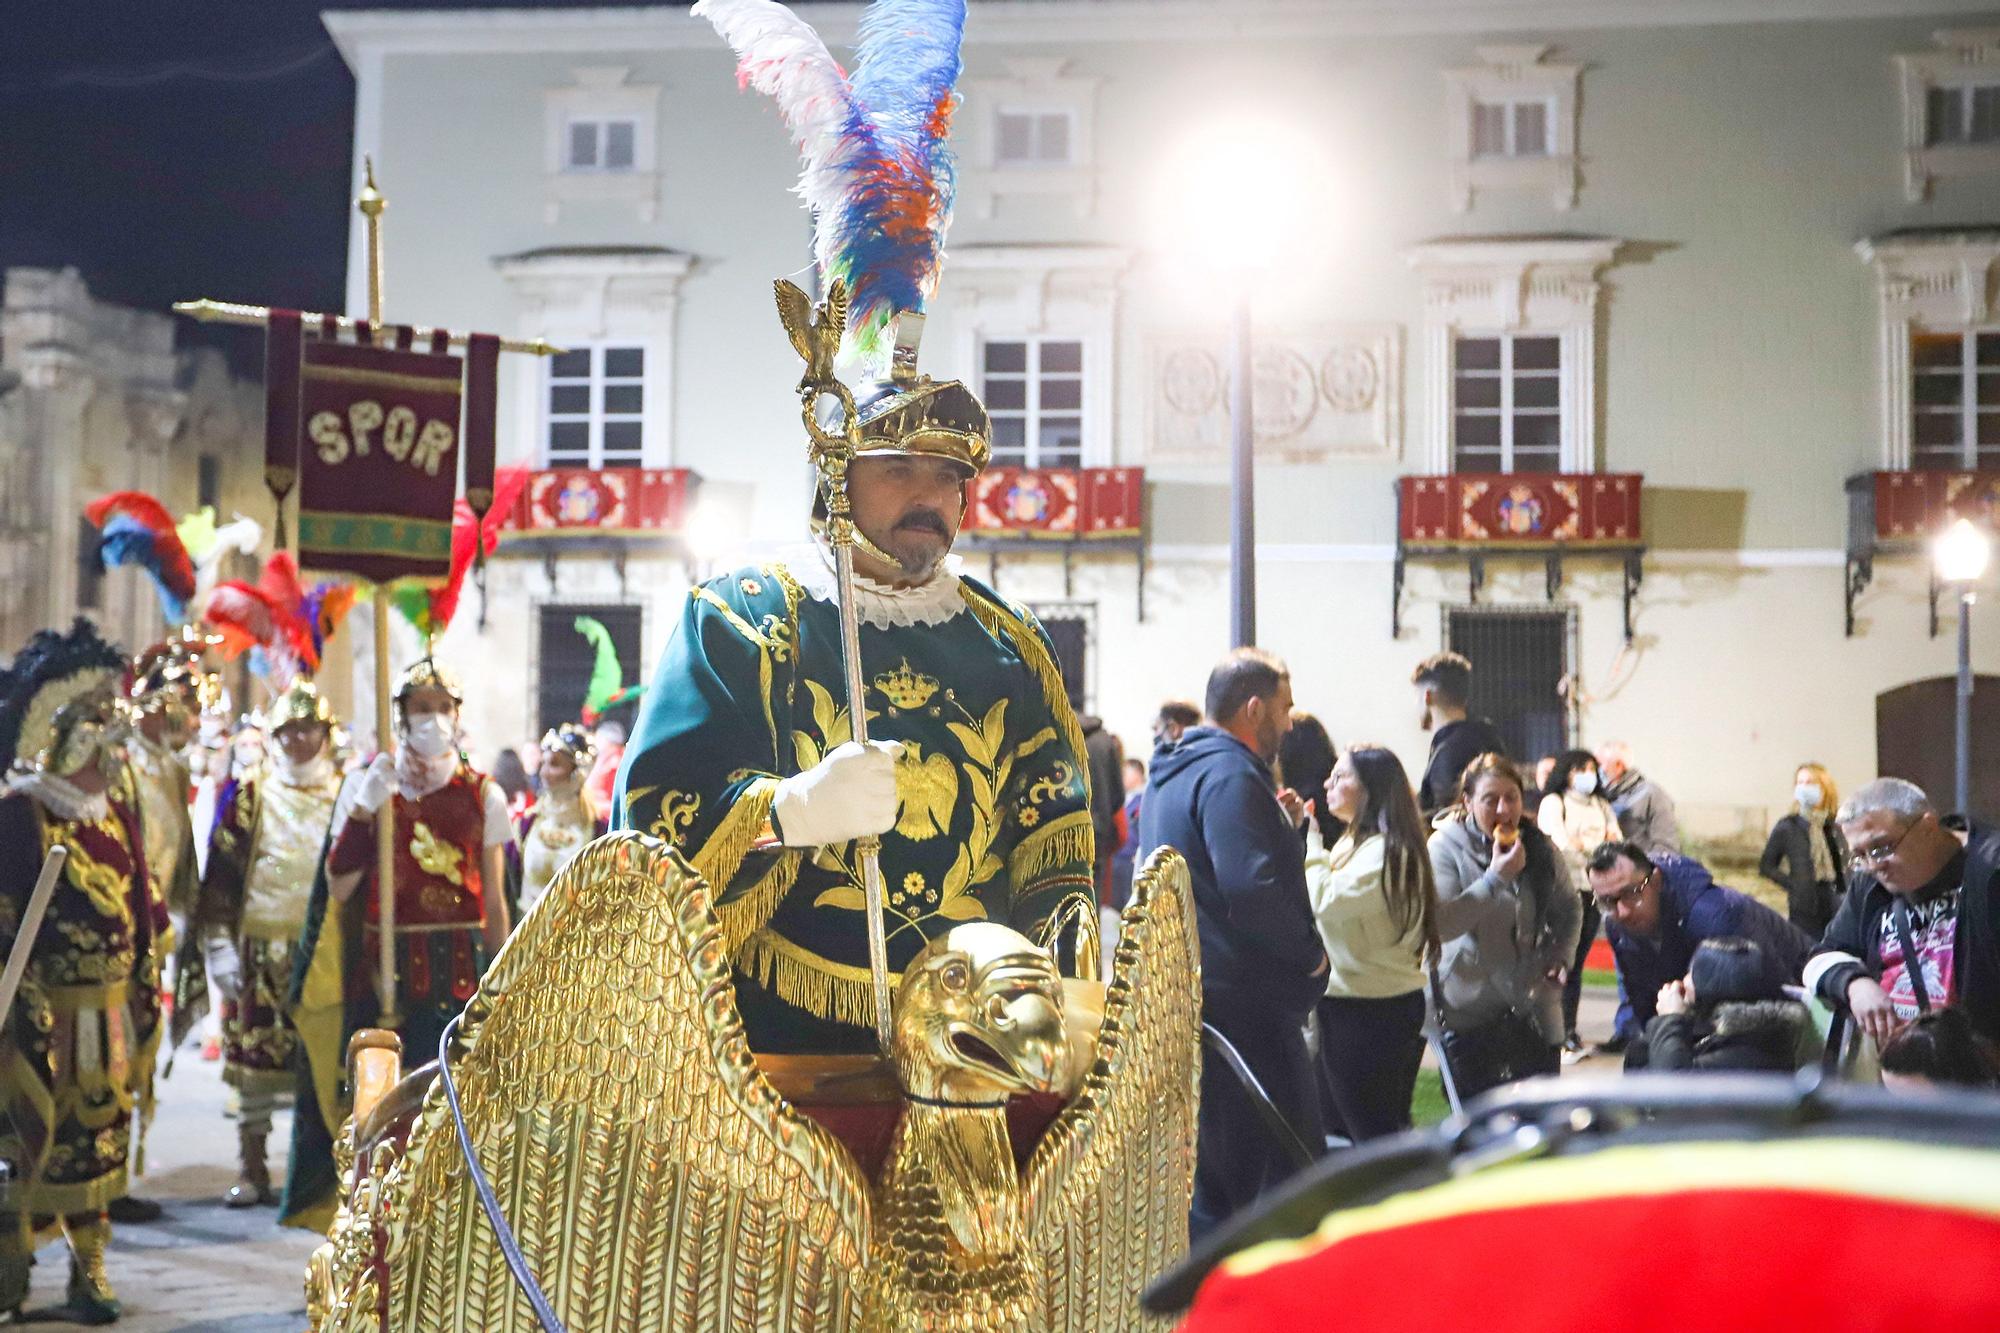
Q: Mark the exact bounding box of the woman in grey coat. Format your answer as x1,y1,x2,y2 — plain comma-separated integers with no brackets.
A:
1427,751,1583,1100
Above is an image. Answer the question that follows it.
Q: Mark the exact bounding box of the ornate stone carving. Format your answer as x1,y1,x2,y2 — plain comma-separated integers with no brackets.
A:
1146,324,1401,464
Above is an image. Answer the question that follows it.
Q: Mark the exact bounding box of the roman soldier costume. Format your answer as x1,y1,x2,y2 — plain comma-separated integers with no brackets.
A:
196,680,343,1207
516,723,605,916
0,620,156,1323
279,658,511,1232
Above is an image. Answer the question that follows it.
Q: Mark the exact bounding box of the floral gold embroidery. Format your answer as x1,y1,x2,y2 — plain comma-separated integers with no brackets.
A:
409,822,464,886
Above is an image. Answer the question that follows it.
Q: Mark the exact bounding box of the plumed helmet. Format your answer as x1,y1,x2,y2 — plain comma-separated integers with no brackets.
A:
129,624,223,712
262,679,337,733
0,618,129,777
393,657,463,708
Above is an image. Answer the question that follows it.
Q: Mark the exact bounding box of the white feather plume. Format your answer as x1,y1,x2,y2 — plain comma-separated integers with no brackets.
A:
691,0,864,277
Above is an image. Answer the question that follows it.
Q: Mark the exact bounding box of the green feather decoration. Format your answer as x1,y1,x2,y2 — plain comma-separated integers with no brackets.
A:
575,616,624,720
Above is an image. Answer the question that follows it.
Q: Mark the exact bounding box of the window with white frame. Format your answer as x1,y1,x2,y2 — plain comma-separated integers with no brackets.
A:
545,345,646,468
565,118,638,172
1408,237,1621,475
1911,330,2000,469
1471,98,1553,159
981,339,1085,469
1443,45,1583,211
1898,31,2000,201
993,109,1074,167
1452,334,1562,473
1857,232,2000,468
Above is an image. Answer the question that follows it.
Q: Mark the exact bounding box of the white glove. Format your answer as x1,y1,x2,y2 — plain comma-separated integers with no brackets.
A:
204,934,243,1006
350,753,397,817
771,740,904,847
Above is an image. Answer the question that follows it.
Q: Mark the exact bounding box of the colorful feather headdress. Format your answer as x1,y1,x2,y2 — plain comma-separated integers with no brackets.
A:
694,0,966,372
574,615,647,725
85,491,198,624
202,552,360,689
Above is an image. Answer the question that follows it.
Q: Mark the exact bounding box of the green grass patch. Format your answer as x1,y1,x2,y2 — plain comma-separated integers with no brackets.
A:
1582,967,1620,988
1411,1068,1451,1128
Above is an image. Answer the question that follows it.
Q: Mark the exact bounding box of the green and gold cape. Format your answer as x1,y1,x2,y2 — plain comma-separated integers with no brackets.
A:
616,558,1094,1052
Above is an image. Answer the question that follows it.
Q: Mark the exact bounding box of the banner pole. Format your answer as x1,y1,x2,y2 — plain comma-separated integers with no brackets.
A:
360,160,401,1029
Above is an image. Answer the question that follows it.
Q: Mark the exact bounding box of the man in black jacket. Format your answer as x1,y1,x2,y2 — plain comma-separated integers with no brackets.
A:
1412,651,1508,817
1139,647,1326,1241
1805,778,2000,1050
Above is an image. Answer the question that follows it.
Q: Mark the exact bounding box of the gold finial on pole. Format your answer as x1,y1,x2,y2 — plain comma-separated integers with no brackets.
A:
358,156,387,338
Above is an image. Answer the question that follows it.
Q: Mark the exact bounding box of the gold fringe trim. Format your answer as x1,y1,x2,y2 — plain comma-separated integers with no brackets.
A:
1009,809,1094,888
961,588,1093,810
737,928,901,1029
715,851,801,955
690,777,780,896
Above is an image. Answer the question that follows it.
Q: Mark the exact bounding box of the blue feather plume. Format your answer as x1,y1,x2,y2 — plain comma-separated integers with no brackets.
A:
99,515,191,623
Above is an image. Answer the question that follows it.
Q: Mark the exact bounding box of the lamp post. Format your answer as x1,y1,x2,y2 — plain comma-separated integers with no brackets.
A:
1933,517,1992,816
1155,115,1314,650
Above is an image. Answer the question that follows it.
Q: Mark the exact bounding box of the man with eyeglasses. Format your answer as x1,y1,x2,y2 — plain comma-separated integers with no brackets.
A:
1585,840,1811,1051
1804,778,2000,1051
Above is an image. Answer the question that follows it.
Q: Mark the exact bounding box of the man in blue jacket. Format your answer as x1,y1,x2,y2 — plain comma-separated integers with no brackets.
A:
1586,840,1812,1046
1139,648,1327,1240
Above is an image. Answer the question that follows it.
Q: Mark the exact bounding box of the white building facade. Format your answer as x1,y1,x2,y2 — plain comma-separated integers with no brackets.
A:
326,0,2000,845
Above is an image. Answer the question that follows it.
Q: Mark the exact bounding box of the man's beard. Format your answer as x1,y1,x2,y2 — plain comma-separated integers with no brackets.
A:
878,509,954,580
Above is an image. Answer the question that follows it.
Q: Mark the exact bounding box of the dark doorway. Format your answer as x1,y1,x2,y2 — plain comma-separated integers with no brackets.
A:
1877,675,2000,822
1029,603,1092,712
537,603,644,736
1444,605,1574,765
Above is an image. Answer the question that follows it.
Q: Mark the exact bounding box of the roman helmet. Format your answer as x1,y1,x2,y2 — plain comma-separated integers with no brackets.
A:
261,678,338,735
0,618,130,782
129,625,222,743
392,657,463,723
539,722,596,772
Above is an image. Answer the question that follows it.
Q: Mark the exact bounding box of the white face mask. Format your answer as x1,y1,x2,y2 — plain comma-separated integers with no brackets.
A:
1571,770,1599,796
403,714,457,760
1796,783,1823,810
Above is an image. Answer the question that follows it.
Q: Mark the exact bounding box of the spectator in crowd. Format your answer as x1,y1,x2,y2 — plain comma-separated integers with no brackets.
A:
1524,754,1558,817
1807,777,2000,1049
1280,711,1341,850
1760,762,1850,938
491,746,534,820
1306,745,1437,1142
1428,753,1580,1100
1588,841,1813,1052
1411,652,1507,818
1139,648,1327,1240
1597,740,1682,857
1540,749,1623,1059
1155,697,1201,747
1075,705,1127,904
586,717,627,812
1879,1007,2000,1091
1624,937,1815,1073
1108,757,1146,912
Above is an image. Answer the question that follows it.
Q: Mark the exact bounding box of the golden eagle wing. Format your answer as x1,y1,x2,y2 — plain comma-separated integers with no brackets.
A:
774,278,816,363
381,832,872,1332
1023,847,1203,1330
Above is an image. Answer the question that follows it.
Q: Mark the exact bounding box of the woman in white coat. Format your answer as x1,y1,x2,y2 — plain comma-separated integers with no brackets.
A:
1305,745,1439,1143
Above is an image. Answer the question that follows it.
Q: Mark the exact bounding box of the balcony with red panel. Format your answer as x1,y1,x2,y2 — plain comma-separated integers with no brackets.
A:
1395,473,1645,639
1846,470,2000,636
957,466,1147,612
496,466,701,591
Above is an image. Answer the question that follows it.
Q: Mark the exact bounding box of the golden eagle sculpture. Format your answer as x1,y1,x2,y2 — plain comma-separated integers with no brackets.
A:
305,832,1201,1331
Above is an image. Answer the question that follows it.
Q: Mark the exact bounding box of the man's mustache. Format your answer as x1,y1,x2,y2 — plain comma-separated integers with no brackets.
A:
895,509,951,537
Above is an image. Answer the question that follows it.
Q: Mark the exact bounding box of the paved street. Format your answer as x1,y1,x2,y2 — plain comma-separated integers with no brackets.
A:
18,1046,317,1331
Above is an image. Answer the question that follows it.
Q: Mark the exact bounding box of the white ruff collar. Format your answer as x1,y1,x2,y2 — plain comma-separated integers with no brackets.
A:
7,770,110,823
787,543,967,630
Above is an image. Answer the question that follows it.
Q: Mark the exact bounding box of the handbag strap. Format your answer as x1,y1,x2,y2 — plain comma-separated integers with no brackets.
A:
1890,897,1932,1014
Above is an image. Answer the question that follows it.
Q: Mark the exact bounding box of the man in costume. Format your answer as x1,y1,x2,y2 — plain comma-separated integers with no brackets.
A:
617,372,1098,1052
0,621,158,1324
196,680,343,1207
279,659,512,1230
516,722,605,916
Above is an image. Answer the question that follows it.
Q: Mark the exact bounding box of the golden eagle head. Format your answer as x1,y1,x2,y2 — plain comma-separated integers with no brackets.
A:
892,923,1069,1106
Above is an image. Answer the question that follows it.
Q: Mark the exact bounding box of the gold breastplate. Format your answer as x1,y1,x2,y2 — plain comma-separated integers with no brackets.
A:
242,778,340,939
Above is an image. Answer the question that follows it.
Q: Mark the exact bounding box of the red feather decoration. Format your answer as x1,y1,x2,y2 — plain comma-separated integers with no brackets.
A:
84,490,198,619
391,466,531,641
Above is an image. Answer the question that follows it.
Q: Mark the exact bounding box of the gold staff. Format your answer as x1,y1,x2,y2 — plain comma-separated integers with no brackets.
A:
778,277,894,1053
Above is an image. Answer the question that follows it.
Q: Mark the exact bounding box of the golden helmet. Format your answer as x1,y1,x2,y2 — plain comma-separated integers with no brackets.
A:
394,657,463,708
262,679,337,733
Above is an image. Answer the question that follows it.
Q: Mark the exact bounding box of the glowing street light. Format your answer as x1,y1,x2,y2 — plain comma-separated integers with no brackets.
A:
1933,517,1992,816
1154,115,1317,649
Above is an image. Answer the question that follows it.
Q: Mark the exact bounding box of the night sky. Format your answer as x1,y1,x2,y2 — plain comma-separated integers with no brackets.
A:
0,1,679,374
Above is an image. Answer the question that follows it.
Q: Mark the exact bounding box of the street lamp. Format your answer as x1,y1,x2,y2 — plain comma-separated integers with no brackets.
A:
1933,516,1991,816
1155,116,1314,649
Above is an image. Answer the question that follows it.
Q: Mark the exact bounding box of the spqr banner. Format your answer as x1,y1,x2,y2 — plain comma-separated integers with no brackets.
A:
294,338,464,583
